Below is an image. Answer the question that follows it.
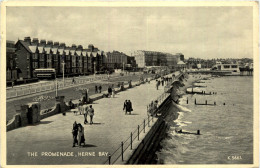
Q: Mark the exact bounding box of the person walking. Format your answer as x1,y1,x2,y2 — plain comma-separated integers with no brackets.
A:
95,85,98,93
108,86,112,97
112,87,115,98
72,77,75,84
77,123,85,147
78,100,83,115
156,80,159,90
127,100,133,115
162,78,164,86
83,104,88,124
72,121,78,147
123,100,128,115
88,105,94,125
99,85,102,93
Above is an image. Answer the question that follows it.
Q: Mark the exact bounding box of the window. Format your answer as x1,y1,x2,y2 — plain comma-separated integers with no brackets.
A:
231,65,237,68
223,65,230,69
33,53,38,59
33,62,38,68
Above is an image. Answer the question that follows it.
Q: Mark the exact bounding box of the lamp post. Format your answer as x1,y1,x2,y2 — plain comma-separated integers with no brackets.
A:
94,61,96,78
62,61,65,87
55,72,58,97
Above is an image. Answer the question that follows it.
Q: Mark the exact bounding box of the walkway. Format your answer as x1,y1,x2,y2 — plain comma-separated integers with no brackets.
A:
6,79,167,165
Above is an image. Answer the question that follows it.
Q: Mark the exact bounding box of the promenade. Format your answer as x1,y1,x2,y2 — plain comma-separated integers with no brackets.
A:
7,79,167,165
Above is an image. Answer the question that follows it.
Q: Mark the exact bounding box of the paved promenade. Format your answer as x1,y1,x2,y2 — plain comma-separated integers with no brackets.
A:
7,79,167,165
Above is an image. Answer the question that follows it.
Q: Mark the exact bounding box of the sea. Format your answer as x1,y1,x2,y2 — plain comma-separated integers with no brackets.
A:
156,76,253,164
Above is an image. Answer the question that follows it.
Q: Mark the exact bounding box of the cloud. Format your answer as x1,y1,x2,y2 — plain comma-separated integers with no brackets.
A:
6,6,253,59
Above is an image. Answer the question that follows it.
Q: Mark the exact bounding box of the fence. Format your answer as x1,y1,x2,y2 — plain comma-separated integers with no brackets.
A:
6,75,109,99
103,91,170,165
103,114,155,165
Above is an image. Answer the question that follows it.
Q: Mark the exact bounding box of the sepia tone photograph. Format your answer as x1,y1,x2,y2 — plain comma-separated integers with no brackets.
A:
1,1,259,167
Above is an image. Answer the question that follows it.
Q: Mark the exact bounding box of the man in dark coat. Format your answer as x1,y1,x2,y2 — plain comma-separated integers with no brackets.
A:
95,85,98,93
123,100,128,114
72,121,78,147
108,86,112,97
126,100,133,115
99,85,102,93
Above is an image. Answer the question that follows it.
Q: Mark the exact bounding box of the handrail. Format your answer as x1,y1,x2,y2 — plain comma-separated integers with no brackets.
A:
103,91,170,165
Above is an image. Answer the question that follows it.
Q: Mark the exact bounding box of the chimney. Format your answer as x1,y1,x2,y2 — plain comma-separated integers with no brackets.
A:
88,44,94,51
60,43,66,47
77,45,83,49
40,39,46,45
47,40,53,45
54,42,59,46
72,44,76,49
24,37,31,43
32,38,39,45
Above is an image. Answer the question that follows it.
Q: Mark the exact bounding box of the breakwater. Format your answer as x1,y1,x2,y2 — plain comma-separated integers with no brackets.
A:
156,75,253,164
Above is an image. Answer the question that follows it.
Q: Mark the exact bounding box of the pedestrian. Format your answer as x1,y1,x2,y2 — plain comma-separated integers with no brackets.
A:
77,123,85,147
156,80,159,90
72,121,78,147
69,99,74,109
78,100,83,115
162,79,164,86
11,81,14,88
99,85,102,93
127,100,133,115
72,77,75,84
83,104,88,124
112,87,115,98
95,85,98,93
123,100,128,114
108,86,112,97
88,105,94,124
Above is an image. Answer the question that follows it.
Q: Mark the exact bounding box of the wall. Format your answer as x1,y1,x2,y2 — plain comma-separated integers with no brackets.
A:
6,96,70,131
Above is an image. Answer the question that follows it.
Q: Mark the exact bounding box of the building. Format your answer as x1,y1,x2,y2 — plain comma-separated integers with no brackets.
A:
133,50,174,68
6,40,17,81
14,37,103,78
103,51,128,70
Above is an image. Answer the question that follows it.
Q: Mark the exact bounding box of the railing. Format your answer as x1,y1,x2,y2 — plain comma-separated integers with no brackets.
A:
6,75,110,99
103,91,170,165
103,114,154,165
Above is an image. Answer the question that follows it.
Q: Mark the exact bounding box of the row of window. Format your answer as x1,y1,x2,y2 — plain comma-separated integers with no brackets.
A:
223,65,238,69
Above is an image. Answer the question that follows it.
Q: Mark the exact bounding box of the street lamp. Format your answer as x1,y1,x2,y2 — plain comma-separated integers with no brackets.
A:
62,61,65,87
55,72,58,97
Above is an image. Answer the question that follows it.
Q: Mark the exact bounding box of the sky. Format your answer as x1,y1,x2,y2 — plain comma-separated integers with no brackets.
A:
6,6,253,59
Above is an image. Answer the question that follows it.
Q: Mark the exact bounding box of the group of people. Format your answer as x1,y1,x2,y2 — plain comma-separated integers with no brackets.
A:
147,100,158,116
72,121,85,147
123,100,133,115
95,85,102,93
155,76,173,90
77,103,95,125
107,86,116,98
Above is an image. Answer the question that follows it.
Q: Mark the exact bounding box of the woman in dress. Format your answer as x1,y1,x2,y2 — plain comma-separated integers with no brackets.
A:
77,123,85,147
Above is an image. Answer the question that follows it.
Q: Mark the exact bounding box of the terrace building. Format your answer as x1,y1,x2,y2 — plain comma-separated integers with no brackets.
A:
13,37,103,78
6,40,17,81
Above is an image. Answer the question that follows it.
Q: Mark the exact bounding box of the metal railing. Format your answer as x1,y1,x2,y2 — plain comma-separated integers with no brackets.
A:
103,115,153,165
103,91,170,165
6,75,109,99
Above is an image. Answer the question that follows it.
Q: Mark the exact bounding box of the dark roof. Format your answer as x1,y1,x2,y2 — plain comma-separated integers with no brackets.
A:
16,40,32,53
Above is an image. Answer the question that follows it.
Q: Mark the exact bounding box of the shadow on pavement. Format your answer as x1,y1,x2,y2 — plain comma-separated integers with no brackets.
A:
80,144,97,148
29,121,53,126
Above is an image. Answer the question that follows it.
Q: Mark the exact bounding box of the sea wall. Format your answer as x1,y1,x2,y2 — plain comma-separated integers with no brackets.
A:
125,73,185,164
126,97,171,164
